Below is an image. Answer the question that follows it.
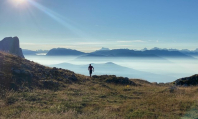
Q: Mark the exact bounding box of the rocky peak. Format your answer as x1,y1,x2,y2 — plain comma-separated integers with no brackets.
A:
0,37,24,58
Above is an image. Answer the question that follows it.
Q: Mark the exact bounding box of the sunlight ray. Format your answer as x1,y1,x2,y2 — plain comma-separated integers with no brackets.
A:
27,0,88,38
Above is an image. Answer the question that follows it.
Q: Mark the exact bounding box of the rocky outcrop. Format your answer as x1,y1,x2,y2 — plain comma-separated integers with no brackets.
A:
174,74,198,86
92,75,136,85
0,37,24,58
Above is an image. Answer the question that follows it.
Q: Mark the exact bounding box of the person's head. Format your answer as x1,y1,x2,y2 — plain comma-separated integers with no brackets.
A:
89,64,91,66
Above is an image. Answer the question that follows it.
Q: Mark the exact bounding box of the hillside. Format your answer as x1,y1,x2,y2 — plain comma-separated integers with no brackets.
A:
0,51,79,90
1,52,198,119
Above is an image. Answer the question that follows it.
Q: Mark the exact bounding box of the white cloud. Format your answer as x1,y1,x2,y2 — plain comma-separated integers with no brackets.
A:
117,41,132,43
21,43,36,45
132,40,145,43
117,45,133,47
76,42,104,45
117,40,145,43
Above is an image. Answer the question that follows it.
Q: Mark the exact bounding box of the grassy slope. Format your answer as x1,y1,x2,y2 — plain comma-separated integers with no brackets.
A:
0,52,198,119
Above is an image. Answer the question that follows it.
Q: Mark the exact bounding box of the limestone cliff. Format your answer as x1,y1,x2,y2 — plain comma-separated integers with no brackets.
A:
0,37,24,58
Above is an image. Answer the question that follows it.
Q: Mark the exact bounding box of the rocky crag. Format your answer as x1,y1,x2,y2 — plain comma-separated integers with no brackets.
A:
0,37,24,58
174,74,198,86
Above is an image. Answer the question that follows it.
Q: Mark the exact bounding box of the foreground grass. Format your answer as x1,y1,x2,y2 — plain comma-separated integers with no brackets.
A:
1,78,198,119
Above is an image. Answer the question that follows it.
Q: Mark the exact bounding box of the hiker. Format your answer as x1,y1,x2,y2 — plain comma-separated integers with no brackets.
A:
88,64,94,77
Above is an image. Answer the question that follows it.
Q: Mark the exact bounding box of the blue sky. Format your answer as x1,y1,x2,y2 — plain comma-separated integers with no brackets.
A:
0,0,198,52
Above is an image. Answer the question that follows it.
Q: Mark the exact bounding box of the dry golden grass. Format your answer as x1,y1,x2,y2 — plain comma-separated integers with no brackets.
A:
1,80,198,119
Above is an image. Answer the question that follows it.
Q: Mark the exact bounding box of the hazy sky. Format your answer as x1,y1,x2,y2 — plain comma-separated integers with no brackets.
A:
0,0,198,52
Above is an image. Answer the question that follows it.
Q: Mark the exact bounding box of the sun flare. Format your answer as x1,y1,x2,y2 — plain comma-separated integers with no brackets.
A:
16,0,26,3
9,0,29,7
14,0,27,4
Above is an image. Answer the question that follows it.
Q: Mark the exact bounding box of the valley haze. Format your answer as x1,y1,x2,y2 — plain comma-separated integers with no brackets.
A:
24,47,198,83
0,36,197,83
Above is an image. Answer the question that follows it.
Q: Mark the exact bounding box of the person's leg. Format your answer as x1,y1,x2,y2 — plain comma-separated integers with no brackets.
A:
90,70,92,77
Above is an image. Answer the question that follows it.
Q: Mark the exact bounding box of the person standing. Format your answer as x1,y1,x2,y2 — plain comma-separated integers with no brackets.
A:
88,64,94,77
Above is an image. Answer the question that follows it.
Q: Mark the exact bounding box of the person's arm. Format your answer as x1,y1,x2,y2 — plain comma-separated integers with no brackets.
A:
93,67,94,72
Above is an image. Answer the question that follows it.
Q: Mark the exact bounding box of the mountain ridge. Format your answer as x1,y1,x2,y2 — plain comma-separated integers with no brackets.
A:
46,48,86,56
43,47,194,58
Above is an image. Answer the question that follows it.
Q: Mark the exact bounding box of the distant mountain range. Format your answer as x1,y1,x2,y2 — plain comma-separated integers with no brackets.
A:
22,49,37,55
149,47,198,56
22,49,49,55
180,50,198,56
90,49,192,58
49,62,176,82
89,49,158,57
43,48,194,59
46,48,86,56
23,47,198,58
